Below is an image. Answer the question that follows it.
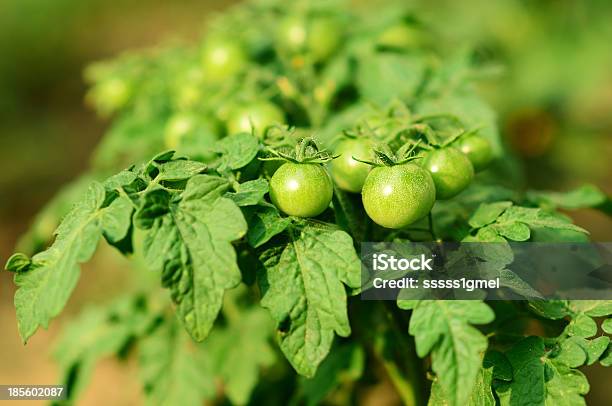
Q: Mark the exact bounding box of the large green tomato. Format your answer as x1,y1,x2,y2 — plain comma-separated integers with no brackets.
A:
361,163,436,229
422,147,474,199
330,138,372,193
227,101,285,136
276,16,343,62
454,135,494,172
201,38,247,82
269,163,333,217
164,113,221,160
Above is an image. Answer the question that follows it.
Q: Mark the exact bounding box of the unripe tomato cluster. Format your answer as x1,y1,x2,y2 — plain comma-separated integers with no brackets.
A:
158,7,494,230
269,133,493,229
163,13,346,154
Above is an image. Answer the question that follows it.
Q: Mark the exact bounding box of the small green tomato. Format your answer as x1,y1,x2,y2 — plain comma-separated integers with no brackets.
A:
276,15,343,62
227,101,285,136
89,77,131,115
330,138,372,193
269,163,333,217
422,147,474,199
454,135,494,172
361,163,436,229
201,37,247,82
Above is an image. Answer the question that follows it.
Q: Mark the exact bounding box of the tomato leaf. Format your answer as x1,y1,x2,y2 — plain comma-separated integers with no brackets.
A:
214,133,260,170
566,313,598,338
495,337,590,405
497,206,588,235
15,174,97,254
4,253,32,273
468,201,513,229
299,342,365,406
494,221,531,241
601,345,612,367
243,204,292,248
13,182,121,342
429,364,495,406
258,225,361,377
54,296,153,403
556,337,588,368
139,317,216,406
398,300,494,406
101,195,134,243
603,318,612,334
137,175,247,341
227,178,269,207
203,305,276,405
155,159,207,181
526,184,608,210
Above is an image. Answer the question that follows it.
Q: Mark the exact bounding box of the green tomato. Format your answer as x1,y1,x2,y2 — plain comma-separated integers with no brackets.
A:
362,163,436,229
227,102,285,136
309,17,343,61
90,77,131,115
330,138,372,193
276,16,342,62
201,38,247,82
164,113,221,160
269,163,333,217
277,16,307,52
422,147,474,200
454,135,493,172
174,67,205,110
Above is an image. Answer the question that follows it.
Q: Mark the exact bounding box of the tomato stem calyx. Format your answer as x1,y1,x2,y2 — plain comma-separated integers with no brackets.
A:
260,136,337,164
352,141,422,168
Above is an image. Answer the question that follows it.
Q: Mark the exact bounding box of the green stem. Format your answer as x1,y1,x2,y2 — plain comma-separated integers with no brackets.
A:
296,137,318,161
384,359,418,405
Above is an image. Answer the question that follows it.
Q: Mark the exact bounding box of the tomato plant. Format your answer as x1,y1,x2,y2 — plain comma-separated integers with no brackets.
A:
4,1,612,406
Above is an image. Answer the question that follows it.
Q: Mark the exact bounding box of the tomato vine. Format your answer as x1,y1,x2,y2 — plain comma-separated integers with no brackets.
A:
3,1,612,405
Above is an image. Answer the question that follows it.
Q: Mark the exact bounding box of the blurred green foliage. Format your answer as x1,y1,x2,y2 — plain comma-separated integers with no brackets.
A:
407,0,612,189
